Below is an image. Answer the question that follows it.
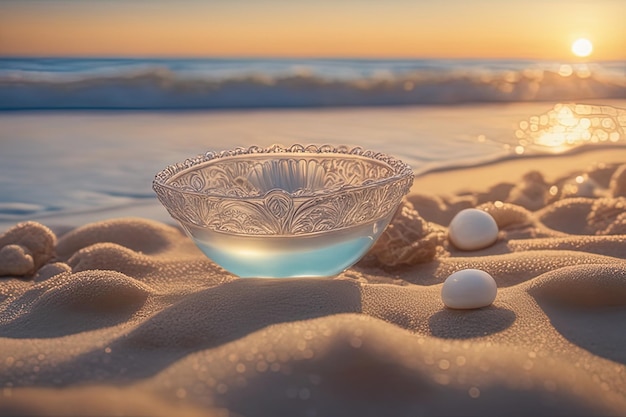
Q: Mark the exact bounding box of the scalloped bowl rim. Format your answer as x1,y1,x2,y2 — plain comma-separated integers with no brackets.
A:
153,144,414,200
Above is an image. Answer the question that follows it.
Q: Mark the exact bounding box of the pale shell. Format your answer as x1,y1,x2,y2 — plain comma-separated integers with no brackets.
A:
448,208,499,250
441,269,497,309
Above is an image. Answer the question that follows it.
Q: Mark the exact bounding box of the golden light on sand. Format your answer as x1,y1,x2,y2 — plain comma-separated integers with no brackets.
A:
571,38,593,57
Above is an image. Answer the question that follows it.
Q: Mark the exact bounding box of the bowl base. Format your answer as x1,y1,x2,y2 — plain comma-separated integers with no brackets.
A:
185,216,392,278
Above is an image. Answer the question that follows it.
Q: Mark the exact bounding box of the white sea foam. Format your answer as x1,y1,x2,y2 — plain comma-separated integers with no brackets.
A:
1,58,624,109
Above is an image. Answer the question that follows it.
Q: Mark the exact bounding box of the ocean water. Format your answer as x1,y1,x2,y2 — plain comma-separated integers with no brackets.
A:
1,57,624,109
0,57,625,229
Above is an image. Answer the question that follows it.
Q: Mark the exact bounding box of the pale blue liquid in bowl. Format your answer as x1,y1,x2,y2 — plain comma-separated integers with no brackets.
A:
184,216,391,278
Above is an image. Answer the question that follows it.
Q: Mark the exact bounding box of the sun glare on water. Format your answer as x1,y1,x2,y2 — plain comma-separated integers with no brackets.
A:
514,103,624,154
571,38,593,57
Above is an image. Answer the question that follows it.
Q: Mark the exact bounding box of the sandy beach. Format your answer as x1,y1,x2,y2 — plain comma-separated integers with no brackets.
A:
2,0,626,414
1,145,625,416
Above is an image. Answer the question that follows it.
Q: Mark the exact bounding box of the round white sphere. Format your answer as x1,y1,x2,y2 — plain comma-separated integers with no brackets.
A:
441,269,497,309
448,208,498,250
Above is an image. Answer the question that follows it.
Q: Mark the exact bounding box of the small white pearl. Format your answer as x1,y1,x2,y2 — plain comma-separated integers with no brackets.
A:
448,208,498,250
441,269,497,309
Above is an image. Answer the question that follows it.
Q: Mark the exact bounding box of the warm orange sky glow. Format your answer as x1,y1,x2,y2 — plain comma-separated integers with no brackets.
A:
0,0,624,59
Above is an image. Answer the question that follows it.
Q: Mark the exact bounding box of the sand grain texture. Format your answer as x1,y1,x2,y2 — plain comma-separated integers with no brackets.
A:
1,158,626,416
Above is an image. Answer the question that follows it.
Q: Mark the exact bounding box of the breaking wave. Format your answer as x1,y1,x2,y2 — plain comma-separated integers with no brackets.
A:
1,58,624,110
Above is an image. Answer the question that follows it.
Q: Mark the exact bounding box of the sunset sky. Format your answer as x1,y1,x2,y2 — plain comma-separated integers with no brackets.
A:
0,0,624,60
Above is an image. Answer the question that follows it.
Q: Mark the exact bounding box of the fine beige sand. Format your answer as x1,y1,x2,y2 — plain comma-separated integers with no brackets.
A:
1,150,626,416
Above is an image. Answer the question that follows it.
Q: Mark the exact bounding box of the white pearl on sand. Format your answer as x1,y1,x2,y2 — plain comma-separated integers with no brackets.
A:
448,208,498,250
441,269,497,309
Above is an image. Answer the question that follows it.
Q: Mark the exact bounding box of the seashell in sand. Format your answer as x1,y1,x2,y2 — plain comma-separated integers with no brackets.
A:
0,221,56,277
368,199,440,266
441,269,497,309
448,208,499,251
0,244,35,276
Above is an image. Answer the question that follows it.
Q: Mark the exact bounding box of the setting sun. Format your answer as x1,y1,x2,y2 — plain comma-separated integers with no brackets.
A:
571,38,593,57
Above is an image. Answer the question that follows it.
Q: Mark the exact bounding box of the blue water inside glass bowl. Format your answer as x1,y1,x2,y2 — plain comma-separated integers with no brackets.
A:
184,215,392,278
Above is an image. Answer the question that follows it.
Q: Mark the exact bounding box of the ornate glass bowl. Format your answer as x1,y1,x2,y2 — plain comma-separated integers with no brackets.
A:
153,144,414,278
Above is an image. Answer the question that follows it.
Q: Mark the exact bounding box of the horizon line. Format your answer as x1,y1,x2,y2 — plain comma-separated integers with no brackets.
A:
0,54,617,63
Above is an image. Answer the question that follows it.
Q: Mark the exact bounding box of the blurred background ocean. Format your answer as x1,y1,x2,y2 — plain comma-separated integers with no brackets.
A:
1,57,624,109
